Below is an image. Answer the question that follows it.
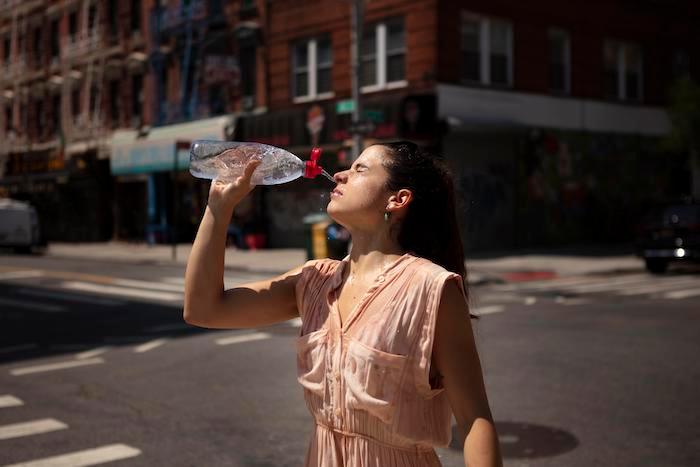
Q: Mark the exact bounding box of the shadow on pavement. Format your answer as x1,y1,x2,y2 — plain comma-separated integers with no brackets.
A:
449,421,579,459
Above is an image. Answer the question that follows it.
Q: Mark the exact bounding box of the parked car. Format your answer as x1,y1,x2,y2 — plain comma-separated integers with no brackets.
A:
634,199,700,273
0,198,47,254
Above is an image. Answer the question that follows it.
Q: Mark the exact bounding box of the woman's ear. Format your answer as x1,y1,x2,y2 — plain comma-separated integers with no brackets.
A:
387,189,412,211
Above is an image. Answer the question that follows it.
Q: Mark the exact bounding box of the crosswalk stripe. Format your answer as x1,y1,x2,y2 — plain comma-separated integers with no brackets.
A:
663,288,700,300
2,443,142,467
216,332,271,346
473,305,505,315
561,274,657,293
75,346,111,360
18,288,125,307
10,358,104,376
133,338,168,353
618,278,700,296
493,275,605,292
0,418,68,440
61,281,182,302
111,278,184,293
0,395,23,408
0,270,44,281
287,317,302,328
0,297,65,313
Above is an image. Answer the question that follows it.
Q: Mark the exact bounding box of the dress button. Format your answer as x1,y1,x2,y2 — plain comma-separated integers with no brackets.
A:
377,275,385,283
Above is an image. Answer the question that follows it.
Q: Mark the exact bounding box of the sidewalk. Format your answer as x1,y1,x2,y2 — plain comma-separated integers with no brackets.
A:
42,241,644,284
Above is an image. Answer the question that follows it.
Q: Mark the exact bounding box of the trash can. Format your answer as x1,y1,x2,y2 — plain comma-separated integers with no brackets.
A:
302,213,331,260
326,222,351,259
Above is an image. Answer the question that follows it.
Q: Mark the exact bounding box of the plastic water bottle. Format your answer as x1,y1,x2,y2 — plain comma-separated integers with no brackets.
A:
189,140,334,185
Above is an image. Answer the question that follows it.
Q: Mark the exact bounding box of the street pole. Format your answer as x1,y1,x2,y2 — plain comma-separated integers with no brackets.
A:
350,0,364,162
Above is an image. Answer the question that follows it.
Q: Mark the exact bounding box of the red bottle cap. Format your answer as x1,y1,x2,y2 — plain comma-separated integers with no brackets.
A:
304,147,324,178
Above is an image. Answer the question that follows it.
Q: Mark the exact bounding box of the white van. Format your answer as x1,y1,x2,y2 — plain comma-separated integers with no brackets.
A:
0,198,46,253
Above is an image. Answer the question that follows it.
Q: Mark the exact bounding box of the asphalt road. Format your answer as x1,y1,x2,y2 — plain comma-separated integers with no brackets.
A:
0,254,698,467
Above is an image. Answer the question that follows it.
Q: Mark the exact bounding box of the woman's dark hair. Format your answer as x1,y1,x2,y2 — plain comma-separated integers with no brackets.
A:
375,141,477,319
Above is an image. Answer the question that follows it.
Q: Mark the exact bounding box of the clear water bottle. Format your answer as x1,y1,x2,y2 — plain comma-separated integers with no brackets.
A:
189,140,332,185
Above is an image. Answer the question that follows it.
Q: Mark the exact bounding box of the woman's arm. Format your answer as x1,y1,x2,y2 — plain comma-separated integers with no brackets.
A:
184,158,307,329
433,279,503,467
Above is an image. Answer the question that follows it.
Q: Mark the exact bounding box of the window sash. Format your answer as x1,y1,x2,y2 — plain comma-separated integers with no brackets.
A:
293,36,332,99
604,40,643,101
548,28,570,94
362,18,405,89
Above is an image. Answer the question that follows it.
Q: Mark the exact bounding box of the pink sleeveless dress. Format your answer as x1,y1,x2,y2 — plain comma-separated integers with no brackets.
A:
294,252,468,466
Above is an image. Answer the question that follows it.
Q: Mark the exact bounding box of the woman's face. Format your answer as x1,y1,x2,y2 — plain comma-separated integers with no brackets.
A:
327,145,392,230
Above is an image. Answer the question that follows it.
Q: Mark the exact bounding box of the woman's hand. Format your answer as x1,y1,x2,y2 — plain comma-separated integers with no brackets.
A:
207,159,262,221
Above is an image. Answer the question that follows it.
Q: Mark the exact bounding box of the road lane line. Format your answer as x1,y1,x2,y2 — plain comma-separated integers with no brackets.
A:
618,278,700,295
562,274,659,293
493,276,603,292
664,288,700,300
18,288,125,307
0,270,44,281
0,418,68,440
0,344,37,354
2,443,142,467
133,338,168,353
10,358,104,376
216,332,271,346
75,346,111,360
61,281,182,301
0,297,65,313
111,278,184,292
473,305,505,315
0,395,23,408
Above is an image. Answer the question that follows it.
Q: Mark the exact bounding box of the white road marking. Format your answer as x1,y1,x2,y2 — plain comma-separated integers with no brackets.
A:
287,317,302,328
554,296,591,305
618,278,700,296
10,358,104,376
143,323,192,333
0,297,65,313
216,332,271,346
473,305,505,315
664,288,700,300
61,281,182,301
493,275,604,292
562,274,657,293
0,418,68,440
18,288,125,307
133,338,168,353
524,296,537,305
0,270,44,281
0,344,37,354
111,278,184,292
2,443,142,467
75,346,111,360
0,395,23,408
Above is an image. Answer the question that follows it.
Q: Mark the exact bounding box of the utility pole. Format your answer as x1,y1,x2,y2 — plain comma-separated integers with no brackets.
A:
350,0,364,162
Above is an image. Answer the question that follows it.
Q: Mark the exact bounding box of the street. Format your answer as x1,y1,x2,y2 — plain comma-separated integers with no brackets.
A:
0,254,699,467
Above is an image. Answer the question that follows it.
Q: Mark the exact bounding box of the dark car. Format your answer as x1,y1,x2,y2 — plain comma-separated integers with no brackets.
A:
635,199,700,273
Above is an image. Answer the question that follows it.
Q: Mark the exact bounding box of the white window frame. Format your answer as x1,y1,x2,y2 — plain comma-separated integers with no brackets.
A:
548,28,571,95
460,11,513,87
361,18,407,93
292,36,334,103
604,40,644,102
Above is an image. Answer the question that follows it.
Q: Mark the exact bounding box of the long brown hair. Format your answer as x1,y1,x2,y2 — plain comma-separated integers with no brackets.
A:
376,141,476,319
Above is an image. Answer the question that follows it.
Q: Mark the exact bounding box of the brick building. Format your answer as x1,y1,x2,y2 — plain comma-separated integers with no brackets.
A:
1,0,698,249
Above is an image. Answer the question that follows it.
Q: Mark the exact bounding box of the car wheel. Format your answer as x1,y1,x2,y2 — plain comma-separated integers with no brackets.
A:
645,258,669,274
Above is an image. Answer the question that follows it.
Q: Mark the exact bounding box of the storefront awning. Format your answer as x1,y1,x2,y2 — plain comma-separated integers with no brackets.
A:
109,115,235,175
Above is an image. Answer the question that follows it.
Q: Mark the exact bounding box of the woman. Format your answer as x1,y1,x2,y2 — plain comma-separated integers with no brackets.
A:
184,141,503,466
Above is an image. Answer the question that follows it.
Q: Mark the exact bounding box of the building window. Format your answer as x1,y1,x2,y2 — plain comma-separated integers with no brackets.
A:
131,74,143,126
33,27,42,68
51,94,61,135
4,104,12,132
671,49,690,80
361,17,406,90
34,99,44,137
2,34,10,64
131,0,141,33
240,45,256,104
69,10,78,43
71,87,81,120
292,35,333,101
604,40,643,102
109,79,119,126
88,3,98,33
549,28,571,94
50,19,60,60
460,12,513,87
108,0,118,42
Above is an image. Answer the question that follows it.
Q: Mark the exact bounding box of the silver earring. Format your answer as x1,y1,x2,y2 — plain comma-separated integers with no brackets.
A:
384,211,390,222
